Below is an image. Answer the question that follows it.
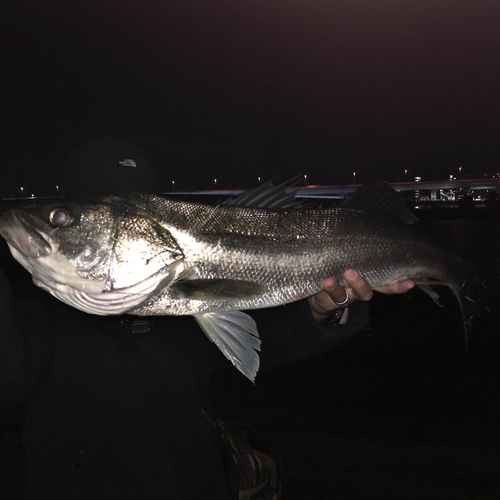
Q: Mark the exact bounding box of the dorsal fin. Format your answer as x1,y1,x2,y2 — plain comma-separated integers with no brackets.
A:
222,175,308,209
339,179,416,224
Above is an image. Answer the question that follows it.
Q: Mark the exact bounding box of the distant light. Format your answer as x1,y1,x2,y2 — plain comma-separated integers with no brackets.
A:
172,180,175,190
414,176,421,182
214,178,217,188
304,174,307,185
258,177,261,185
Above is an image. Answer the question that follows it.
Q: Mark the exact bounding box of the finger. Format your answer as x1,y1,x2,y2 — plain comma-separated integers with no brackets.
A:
323,277,350,305
344,269,373,301
374,280,415,295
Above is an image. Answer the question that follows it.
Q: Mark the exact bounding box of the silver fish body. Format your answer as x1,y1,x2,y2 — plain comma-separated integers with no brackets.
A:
0,186,466,380
125,193,462,316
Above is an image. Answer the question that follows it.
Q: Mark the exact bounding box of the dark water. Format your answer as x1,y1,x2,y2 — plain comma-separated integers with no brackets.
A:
360,215,500,376
421,217,500,295
419,217,500,369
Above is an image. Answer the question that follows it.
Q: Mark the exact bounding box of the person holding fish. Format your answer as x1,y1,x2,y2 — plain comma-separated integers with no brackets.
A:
0,139,414,500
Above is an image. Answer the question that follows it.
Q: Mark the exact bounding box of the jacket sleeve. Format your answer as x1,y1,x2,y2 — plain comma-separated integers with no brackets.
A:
252,299,369,371
0,268,53,408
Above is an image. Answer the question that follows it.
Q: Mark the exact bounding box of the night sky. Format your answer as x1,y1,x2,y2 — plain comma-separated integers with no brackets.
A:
2,0,499,197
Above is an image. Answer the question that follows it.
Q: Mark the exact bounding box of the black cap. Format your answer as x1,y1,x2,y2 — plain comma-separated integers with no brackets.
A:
63,139,159,196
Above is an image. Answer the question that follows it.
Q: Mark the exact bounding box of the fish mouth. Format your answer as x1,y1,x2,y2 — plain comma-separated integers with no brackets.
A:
1,208,107,297
0,209,52,259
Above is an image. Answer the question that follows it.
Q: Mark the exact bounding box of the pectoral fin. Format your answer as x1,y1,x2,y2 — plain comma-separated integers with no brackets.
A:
194,311,261,382
170,279,267,301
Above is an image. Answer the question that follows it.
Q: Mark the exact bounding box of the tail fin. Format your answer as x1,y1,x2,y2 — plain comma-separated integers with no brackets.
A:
419,256,486,349
451,270,487,348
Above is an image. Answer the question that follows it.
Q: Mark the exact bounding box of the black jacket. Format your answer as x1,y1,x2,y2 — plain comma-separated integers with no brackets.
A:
0,268,368,500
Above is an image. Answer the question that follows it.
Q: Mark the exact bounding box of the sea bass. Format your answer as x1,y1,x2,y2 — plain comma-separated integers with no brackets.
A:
0,181,468,380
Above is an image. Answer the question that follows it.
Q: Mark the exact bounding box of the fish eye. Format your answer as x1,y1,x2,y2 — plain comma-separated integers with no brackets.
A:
49,208,74,228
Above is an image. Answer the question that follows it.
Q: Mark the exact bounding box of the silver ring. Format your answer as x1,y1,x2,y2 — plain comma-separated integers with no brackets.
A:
334,290,349,306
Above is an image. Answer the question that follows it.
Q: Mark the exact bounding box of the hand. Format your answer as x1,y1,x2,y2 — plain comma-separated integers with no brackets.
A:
308,269,415,323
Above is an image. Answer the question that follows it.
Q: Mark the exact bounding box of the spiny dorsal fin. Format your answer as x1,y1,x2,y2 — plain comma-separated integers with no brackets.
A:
222,175,308,210
339,179,416,224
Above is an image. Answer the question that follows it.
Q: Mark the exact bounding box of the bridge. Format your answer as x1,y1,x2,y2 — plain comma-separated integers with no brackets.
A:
168,178,500,201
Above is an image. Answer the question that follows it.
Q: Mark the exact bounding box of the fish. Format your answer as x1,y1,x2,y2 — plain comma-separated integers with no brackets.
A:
0,180,472,380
